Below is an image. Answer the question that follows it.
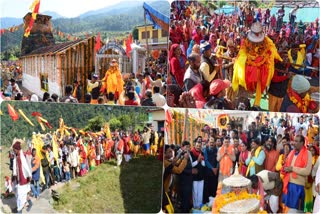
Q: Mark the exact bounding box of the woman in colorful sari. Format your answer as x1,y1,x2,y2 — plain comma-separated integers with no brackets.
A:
132,131,141,158
87,141,96,170
239,142,249,176
276,143,292,179
169,44,187,89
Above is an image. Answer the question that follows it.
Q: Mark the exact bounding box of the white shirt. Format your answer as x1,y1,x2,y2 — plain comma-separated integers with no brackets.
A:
5,83,21,96
276,126,286,137
49,151,54,165
69,150,79,167
152,93,166,107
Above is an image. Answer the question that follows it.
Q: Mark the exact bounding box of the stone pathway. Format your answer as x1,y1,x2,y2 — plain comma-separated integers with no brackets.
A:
1,182,69,214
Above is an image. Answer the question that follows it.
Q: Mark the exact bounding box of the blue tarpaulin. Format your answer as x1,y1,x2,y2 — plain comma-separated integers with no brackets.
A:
143,2,169,32
215,5,239,15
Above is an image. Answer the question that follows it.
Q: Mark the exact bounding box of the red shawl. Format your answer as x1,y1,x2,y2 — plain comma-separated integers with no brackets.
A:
169,44,187,88
281,146,308,194
191,147,204,161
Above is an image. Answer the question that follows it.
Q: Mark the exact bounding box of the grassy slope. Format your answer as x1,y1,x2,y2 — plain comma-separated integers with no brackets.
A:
53,156,162,213
0,146,12,194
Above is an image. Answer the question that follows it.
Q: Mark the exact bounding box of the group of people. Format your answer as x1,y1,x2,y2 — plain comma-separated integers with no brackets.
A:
163,112,320,213
85,56,167,106
5,125,163,213
168,1,319,112
1,53,167,107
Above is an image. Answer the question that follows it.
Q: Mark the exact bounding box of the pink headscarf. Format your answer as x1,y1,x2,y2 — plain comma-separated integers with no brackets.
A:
189,83,206,108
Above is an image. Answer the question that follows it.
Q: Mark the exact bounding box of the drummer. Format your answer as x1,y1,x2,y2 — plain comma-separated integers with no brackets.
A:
248,170,282,213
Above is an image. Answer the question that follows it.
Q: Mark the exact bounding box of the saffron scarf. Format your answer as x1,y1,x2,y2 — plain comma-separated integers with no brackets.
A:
281,146,308,194
246,146,262,176
288,48,304,69
219,146,234,176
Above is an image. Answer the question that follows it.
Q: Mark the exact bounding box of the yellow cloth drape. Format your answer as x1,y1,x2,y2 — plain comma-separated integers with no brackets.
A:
32,134,46,185
101,64,124,94
288,48,305,69
232,37,282,93
246,146,262,176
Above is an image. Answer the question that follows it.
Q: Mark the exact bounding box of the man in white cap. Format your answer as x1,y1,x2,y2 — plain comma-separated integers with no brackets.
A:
199,40,219,83
280,74,318,113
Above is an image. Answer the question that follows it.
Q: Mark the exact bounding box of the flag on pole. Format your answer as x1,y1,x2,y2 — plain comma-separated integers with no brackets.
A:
24,0,40,37
95,32,101,52
7,104,19,121
126,33,132,58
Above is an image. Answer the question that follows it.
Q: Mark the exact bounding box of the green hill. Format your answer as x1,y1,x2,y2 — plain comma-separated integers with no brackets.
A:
0,101,158,146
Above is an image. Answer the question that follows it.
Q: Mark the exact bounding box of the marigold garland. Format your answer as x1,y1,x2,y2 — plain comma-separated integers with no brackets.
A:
287,86,312,113
232,36,282,93
244,38,270,67
212,190,260,213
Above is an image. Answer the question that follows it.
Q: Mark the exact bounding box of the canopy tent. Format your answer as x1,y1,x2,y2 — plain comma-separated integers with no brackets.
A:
143,2,169,32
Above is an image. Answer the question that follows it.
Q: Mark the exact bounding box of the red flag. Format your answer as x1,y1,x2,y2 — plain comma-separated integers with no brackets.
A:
45,122,53,129
0,29,6,35
166,110,172,124
126,33,132,58
95,32,101,51
7,104,19,121
31,112,42,117
24,0,40,37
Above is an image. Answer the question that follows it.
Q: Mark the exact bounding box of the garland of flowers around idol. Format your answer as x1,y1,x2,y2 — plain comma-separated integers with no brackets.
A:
213,190,261,213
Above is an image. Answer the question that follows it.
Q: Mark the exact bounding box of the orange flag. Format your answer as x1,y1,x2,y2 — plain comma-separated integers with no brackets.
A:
126,33,132,58
7,104,19,121
24,0,40,37
95,32,101,51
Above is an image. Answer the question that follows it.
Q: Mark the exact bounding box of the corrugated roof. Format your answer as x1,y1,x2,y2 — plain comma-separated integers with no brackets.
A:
20,37,92,57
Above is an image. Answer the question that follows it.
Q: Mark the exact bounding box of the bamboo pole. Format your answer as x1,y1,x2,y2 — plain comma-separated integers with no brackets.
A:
144,10,149,57
183,108,188,141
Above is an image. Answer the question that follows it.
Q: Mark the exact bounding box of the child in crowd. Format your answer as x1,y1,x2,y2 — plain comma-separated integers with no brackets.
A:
63,161,71,182
53,160,61,183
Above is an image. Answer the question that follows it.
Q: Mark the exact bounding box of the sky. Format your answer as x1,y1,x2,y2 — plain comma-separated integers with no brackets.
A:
0,0,151,18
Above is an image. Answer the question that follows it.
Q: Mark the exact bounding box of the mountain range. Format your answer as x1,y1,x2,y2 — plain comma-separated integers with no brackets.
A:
1,0,169,29
0,0,169,57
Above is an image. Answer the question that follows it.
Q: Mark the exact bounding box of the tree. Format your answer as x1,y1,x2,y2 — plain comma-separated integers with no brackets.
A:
84,115,106,132
118,114,132,131
109,118,122,131
132,27,139,40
